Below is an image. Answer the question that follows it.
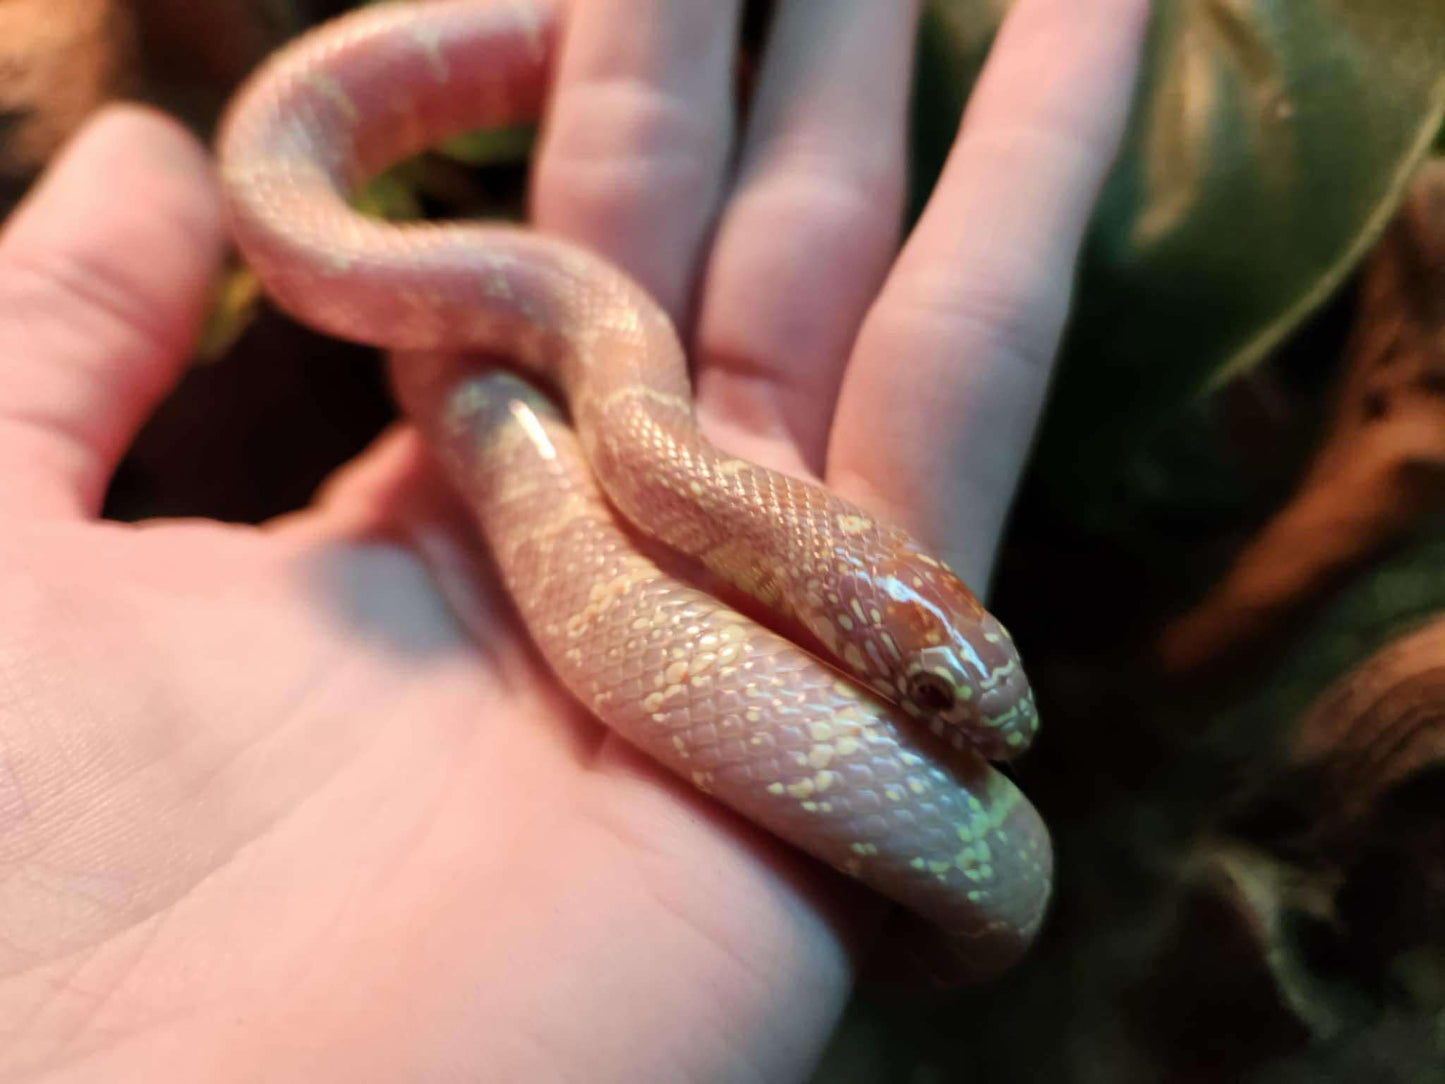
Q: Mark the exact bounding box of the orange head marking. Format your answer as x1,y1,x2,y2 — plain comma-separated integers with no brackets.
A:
799,539,1038,761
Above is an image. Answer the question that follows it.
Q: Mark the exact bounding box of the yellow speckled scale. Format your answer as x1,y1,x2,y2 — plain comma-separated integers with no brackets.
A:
398,359,1051,976
217,0,1051,978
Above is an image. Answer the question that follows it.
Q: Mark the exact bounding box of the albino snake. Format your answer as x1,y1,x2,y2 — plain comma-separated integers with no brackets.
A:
217,0,1051,979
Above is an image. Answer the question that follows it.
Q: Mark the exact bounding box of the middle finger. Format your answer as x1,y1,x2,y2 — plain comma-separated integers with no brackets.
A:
695,0,921,475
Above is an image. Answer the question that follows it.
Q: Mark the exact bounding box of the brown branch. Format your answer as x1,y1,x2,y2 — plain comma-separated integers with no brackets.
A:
1159,159,1445,679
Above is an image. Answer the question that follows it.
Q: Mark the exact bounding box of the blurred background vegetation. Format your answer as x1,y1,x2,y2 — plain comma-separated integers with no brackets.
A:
1,1,1442,1079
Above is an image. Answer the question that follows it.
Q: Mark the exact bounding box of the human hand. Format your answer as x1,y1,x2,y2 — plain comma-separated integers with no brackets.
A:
0,1,1145,1079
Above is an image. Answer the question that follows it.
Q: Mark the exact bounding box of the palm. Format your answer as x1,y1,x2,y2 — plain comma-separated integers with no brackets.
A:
0,2,1145,1078
8,478,861,1077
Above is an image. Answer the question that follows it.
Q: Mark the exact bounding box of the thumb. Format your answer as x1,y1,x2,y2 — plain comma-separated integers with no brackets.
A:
0,105,224,518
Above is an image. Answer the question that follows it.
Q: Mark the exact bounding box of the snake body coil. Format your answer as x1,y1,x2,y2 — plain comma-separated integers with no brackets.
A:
218,0,1051,976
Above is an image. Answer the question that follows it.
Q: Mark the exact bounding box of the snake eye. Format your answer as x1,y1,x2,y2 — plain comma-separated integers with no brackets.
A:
908,672,956,714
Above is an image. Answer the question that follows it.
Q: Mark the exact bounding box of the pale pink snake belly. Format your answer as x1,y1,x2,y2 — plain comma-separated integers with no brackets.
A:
217,0,1051,978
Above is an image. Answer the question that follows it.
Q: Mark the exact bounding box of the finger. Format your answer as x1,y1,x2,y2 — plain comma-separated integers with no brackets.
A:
0,105,224,518
695,0,919,475
289,424,431,532
829,0,1150,587
531,0,741,323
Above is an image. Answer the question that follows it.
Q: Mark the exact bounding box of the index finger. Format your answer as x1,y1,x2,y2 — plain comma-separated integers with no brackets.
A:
828,0,1150,589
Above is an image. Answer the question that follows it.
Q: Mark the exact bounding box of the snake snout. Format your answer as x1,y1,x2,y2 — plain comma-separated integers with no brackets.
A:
863,546,1039,762
952,612,1038,761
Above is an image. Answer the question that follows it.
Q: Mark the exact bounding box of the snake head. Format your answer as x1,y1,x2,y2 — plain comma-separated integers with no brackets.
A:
799,540,1038,761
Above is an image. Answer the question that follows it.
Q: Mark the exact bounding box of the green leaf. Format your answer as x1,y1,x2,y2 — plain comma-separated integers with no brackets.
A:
436,126,537,167
351,166,425,222
195,264,262,362
914,0,1445,528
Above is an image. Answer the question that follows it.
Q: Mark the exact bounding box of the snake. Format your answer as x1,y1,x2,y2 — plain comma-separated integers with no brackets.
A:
216,0,1051,978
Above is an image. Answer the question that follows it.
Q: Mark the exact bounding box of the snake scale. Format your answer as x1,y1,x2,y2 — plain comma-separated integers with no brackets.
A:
217,0,1051,978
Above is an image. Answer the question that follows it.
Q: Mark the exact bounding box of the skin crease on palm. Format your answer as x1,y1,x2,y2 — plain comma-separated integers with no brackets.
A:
0,1,1146,1081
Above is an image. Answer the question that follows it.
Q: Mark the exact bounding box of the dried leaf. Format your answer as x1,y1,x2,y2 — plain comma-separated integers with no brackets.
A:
0,0,137,189
1160,159,1445,678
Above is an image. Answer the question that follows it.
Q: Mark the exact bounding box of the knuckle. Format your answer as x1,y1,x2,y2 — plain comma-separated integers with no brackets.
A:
535,76,728,210
749,140,903,232
883,270,1064,376
0,244,178,365
750,170,901,257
